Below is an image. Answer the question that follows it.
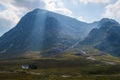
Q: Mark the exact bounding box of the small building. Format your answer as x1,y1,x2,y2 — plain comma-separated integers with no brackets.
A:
21,65,29,69
21,64,37,69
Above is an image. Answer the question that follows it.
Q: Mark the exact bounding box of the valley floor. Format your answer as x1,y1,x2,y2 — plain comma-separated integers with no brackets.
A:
0,57,120,80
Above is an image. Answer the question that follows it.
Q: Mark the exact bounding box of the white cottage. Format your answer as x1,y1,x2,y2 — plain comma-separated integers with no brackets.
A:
21,65,29,69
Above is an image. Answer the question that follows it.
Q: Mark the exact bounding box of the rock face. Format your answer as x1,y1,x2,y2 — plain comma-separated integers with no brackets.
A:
81,18,120,56
0,9,95,57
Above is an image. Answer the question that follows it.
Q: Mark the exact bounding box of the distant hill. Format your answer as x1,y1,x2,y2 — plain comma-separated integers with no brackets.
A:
80,18,120,56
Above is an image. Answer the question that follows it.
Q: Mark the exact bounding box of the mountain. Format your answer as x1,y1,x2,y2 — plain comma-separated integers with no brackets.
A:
0,9,96,57
96,26,120,56
1,9,119,58
80,18,120,56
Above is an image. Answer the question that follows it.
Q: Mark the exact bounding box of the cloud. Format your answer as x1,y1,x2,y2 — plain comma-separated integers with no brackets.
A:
77,16,86,22
0,17,14,36
12,0,45,10
0,10,19,24
71,0,79,5
0,0,73,22
43,0,72,16
0,0,21,36
12,0,72,16
80,0,111,4
103,0,120,20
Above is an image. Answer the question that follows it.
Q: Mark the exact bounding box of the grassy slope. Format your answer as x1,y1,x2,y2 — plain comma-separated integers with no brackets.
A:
0,45,120,80
0,56,120,80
